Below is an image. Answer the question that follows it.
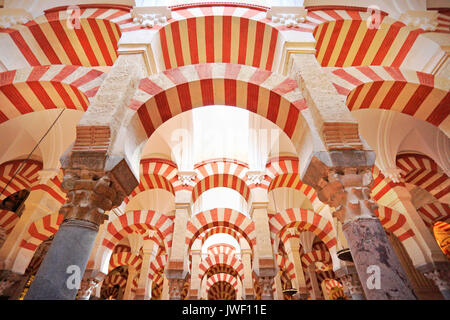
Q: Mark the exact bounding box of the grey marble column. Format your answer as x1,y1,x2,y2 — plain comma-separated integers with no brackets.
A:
343,217,417,300
24,219,98,300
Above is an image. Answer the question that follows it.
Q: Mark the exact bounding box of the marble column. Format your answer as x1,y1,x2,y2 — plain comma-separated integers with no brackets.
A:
259,275,275,300
307,264,323,300
241,248,255,299
305,161,416,300
335,265,365,300
250,198,276,299
284,235,308,299
124,267,137,300
273,271,284,300
161,275,169,300
166,201,190,296
188,249,202,300
135,239,156,300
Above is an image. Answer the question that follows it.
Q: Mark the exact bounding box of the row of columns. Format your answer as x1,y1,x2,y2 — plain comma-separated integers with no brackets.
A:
0,43,448,300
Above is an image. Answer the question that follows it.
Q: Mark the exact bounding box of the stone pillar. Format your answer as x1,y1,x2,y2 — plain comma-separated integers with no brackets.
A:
135,239,156,300
161,274,169,300
250,194,276,300
284,234,308,299
273,271,284,300
166,201,190,297
241,248,255,299
307,264,323,300
304,159,417,300
289,53,362,152
259,276,275,300
124,267,137,300
76,269,105,300
418,262,450,300
188,249,201,300
335,265,365,300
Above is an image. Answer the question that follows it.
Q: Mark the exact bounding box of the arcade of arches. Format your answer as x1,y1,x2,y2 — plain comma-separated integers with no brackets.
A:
0,0,449,300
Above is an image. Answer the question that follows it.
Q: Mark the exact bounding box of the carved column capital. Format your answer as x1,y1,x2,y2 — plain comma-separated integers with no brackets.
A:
59,131,139,226
168,278,185,300
59,171,125,226
259,276,275,300
339,273,364,296
418,262,450,294
0,270,25,298
302,156,377,225
76,269,106,300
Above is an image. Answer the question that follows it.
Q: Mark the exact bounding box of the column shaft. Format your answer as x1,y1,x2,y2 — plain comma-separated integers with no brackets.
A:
24,220,98,300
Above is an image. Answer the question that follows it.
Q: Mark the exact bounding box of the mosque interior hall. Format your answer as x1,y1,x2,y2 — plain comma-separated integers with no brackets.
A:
0,0,449,301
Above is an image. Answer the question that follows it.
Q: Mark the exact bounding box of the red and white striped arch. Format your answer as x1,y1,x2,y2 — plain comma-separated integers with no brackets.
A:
103,272,127,289
375,206,415,242
206,273,238,291
0,210,19,235
305,8,425,68
31,170,66,205
130,63,308,152
327,66,450,134
0,65,106,124
199,253,244,280
123,158,178,205
19,213,63,251
102,210,174,251
276,254,295,280
396,154,450,202
264,157,319,205
151,272,164,300
207,243,236,256
269,208,337,249
197,226,242,247
418,202,450,227
186,208,256,250
192,159,252,203
108,251,142,272
0,6,134,67
0,160,66,206
371,166,406,205
149,254,168,281
0,160,41,201
155,6,280,71
207,281,237,300
324,278,344,291
301,249,332,268
436,12,450,34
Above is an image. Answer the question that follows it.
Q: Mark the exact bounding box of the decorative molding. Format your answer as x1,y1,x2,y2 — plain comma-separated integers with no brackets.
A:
131,6,171,28
177,171,196,187
267,6,308,28
0,8,32,29
399,10,439,31
247,171,265,185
